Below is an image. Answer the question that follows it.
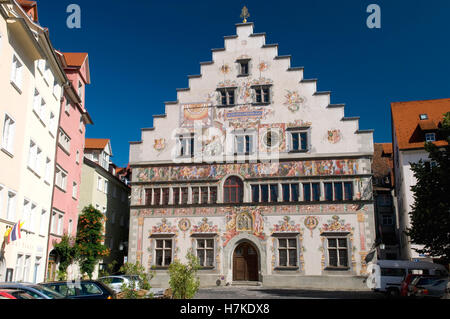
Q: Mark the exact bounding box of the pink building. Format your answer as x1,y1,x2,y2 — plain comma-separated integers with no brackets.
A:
46,52,93,280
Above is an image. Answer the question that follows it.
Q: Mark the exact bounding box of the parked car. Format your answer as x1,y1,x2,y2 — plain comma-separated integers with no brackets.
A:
41,280,116,299
408,276,449,299
0,289,35,299
97,275,140,293
400,274,424,297
0,283,65,299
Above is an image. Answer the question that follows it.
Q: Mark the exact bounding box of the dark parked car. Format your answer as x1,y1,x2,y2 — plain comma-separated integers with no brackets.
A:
408,276,449,299
41,280,116,299
0,283,65,299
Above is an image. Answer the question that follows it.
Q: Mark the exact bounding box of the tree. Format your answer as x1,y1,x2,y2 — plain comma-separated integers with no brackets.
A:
52,235,78,281
168,252,200,299
117,262,154,299
76,205,110,279
407,112,450,263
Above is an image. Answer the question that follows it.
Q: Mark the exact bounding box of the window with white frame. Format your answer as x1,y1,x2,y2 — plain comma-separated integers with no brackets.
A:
64,97,71,114
104,180,108,194
39,210,47,236
37,59,46,74
277,237,298,267
44,157,51,183
100,151,109,170
2,114,15,154
78,81,83,100
23,255,31,282
217,88,235,106
30,203,37,233
177,134,195,157
288,129,309,152
15,254,24,282
53,80,60,98
11,55,23,90
324,234,350,269
252,85,271,104
6,190,16,221
233,132,255,155
28,140,42,175
51,210,64,236
68,219,73,235
49,112,56,136
196,238,215,267
55,166,67,191
154,238,173,267
32,91,46,123
22,199,31,230
97,176,103,192
79,116,83,132
72,182,77,199
425,132,436,142
58,129,71,154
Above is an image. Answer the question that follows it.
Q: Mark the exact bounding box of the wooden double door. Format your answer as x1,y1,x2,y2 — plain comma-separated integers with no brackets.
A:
233,242,259,281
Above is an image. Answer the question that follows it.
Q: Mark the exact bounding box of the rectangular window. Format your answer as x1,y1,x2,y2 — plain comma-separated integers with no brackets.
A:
30,204,37,233
251,185,259,202
145,188,153,205
196,238,215,267
2,114,15,154
327,236,349,268
15,254,24,282
155,239,172,266
181,187,189,204
425,133,436,142
289,131,308,151
58,129,71,154
173,188,180,205
22,199,31,229
239,61,249,76
44,158,51,183
64,97,70,114
11,55,23,90
282,184,290,202
40,210,47,236
104,180,108,194
344,182,353,200
324,182,333,201
303,183,311,202
72,182,77,199
382,214,394,226
278,238,298,267
312,183,320,201
334,183,343,201
234,134,254,155
260,184,269,202
201,187,209,204
49,112,56,136
153,188,161,205
6,191,16,221
192,187,200,204
55,166,67,191
269,184,278,202
253,86,270,104
68,219,73,235
218,88,235,106
177,135,194,157
97,176,102,191
290,184,299,202
209,186,217,204
162,188,170,205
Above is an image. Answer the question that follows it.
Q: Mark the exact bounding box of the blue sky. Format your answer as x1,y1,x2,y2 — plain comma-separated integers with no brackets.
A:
36,0,450,167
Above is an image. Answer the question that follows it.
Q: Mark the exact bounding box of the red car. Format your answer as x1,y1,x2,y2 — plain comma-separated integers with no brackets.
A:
0,289,35,299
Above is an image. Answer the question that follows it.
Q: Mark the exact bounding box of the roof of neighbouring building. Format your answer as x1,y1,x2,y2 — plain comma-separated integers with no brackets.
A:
391,98,450,150
373,143,394,188
63,52,88,67
85,138,110,150
17,0,38,22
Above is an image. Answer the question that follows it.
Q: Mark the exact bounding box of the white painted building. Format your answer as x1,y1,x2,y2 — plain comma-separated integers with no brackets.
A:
128,22,375,290
0,0,66,283
391,98,450,261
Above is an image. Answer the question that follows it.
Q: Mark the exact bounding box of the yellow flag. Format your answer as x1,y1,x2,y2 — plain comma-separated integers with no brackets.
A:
4,227,12,238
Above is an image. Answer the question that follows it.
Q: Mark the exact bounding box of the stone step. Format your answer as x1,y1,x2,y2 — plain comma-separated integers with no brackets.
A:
231,281,262,286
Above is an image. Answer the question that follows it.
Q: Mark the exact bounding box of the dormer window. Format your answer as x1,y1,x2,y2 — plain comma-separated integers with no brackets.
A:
419,114,428,120
237,59,250,76
425,132,436,142
217,88,235,106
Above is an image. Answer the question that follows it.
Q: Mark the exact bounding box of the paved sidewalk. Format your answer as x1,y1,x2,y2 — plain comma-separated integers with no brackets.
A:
194,286,386,299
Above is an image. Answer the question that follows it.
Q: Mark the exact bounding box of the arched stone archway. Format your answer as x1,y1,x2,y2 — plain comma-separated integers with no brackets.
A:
223,232,267,284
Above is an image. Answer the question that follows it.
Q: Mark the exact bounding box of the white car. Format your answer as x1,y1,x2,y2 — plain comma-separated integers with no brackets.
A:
98,275,141,293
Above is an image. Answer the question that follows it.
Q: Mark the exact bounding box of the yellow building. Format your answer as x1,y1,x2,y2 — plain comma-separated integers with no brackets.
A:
79,139,130,277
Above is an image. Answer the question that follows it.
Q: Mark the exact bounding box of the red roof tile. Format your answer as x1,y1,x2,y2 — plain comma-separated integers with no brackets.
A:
391,98,450,150
63,52,88,67
85,138,109,150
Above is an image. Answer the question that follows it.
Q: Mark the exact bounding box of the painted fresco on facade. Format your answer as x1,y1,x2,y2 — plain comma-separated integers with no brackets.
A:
191,217,219,233
326,129,342,144
135,158,359,182
304,216,319,237
180,103,212,128
270,216,302,234
153,138,166,151
222,208,265,247
283,90,307,112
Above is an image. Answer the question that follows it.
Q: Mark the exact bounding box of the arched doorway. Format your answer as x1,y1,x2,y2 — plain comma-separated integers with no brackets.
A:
233,242,259,281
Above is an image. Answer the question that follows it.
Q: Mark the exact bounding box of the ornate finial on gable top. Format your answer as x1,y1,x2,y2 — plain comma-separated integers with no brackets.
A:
240,6,250,23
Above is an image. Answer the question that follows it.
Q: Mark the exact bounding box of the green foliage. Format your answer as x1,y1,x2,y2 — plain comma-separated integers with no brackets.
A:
118,262,154,299
98,260,118,281
407,112,450,263
168,252,200,299
52,235,78,281
76,205,110,279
